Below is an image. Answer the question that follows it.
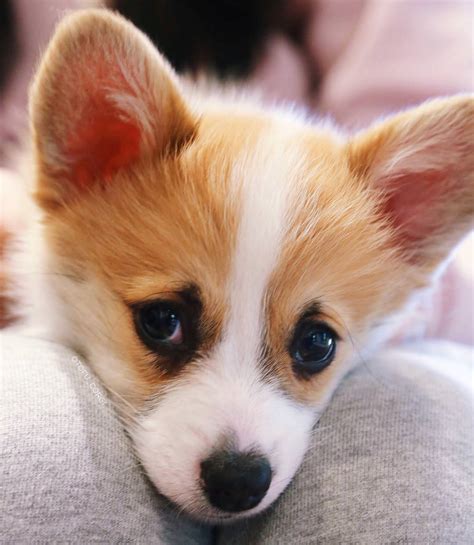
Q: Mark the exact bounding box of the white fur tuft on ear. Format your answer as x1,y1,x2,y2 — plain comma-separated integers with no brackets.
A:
348,95,474,267
30,9,195,208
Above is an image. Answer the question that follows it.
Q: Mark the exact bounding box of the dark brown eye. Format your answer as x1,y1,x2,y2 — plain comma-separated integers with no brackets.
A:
138,303,184,345
289,321,337,377
132,295,201,362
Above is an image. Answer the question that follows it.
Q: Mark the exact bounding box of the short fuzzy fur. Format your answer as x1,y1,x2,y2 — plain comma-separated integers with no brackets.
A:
3,9,473,523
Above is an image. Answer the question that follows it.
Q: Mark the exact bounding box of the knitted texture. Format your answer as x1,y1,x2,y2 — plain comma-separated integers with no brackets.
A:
0,333,210,544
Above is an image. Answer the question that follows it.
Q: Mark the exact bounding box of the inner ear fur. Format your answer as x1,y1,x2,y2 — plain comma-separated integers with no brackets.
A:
347,95,474,269
29,9,195,209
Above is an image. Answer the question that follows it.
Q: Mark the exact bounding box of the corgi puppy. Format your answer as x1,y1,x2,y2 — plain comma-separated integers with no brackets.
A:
4,9,473,523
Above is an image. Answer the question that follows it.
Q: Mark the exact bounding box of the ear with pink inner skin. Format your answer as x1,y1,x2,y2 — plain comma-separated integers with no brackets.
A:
348,96,474,269
29,9,195,209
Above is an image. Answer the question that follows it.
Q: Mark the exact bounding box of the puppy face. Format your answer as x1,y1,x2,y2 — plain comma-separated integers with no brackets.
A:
29,11,473,522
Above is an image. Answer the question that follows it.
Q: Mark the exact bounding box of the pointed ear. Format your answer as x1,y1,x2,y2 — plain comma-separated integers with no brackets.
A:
348,96,474,269
30,9,195,209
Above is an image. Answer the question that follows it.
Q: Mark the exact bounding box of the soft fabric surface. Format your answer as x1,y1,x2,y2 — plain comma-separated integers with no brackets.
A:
0,333,211,544
1,333,473,543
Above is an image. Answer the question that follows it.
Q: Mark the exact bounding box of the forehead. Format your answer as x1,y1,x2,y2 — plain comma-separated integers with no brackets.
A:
53,111,353,294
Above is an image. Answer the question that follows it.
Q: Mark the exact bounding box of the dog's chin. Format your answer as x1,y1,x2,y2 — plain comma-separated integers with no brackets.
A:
138,457,304,525
148,472,291,524
169,496,273,525
190,509,260,525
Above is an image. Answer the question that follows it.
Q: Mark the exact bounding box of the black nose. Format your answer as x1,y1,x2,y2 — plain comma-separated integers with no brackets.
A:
200,450,272,512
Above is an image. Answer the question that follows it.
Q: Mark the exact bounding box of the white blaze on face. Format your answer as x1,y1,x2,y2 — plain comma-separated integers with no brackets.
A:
132,127,316,520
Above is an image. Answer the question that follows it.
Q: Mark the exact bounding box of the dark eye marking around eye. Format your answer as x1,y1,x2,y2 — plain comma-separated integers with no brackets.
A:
289,304,339,379
131,287,202,365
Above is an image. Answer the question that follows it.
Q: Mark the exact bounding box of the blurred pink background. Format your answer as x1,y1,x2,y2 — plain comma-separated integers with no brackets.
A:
1,0,472,155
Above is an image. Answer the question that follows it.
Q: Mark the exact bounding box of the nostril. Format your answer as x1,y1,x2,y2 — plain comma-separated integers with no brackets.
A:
200,450,272,513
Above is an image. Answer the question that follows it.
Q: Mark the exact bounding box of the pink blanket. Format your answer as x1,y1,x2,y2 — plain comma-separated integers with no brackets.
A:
252,0,472,127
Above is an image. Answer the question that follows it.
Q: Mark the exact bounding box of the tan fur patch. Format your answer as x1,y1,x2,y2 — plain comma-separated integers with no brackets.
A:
40,114,269,400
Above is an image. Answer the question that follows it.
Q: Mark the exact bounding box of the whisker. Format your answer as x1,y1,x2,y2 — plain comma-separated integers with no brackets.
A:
328,306,389,389
119,461,149,478
103,383,140,417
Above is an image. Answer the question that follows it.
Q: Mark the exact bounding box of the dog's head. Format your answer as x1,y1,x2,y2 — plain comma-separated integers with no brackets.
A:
29,10,473,522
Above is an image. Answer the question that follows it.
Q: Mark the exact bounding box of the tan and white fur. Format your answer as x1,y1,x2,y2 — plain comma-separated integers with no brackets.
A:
3,9,473,523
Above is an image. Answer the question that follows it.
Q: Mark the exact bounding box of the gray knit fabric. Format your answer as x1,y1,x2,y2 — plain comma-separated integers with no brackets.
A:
0,333,211,544
1,332,473,544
